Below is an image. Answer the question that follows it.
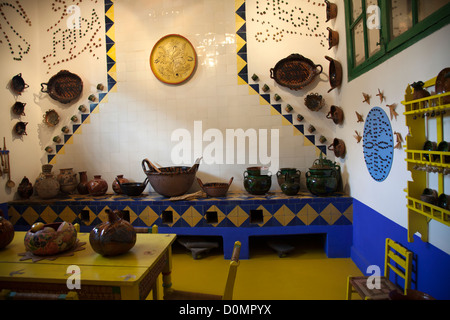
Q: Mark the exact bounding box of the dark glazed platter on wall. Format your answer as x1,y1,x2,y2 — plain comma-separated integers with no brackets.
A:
270,54,323,91
41,70,83,104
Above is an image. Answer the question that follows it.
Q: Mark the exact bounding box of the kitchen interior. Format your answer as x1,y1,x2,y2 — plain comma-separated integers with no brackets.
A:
0,0,449,302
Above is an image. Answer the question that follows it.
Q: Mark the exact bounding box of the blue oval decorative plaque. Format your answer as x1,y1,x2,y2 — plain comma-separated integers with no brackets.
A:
363,107,394,182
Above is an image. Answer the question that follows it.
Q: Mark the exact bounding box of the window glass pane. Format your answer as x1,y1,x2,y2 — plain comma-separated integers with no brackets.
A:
418,0,449,22
390,0,413,39
353,20,365,66
352,0,363,21
366,0,381,57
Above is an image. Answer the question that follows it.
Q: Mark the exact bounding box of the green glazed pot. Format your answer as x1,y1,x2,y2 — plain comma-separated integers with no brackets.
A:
305,169,338,196
244,168,271,195
281,180,300,196
276,168,300,186
277,168,301,196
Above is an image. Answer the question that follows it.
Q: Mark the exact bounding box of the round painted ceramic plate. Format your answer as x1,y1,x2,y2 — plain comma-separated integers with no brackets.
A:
363,107,394,182
150,34,197,85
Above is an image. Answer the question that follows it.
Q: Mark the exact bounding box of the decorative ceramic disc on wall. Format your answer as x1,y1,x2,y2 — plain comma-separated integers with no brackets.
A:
150,34,197,85
363,107,394,182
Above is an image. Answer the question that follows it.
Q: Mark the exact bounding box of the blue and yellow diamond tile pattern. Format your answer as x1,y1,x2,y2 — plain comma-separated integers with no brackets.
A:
8,191,352,230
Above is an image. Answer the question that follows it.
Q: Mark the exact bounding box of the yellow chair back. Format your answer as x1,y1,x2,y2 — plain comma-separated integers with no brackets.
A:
384,238,413,294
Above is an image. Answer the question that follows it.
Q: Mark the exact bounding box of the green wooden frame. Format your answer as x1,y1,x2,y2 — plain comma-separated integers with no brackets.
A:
345,0,450,82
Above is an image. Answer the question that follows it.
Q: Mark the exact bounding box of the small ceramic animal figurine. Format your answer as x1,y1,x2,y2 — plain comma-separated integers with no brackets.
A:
362,92,371,104
376,88,385,103
386,103,398,120
355,111,364,123
354,131,362,143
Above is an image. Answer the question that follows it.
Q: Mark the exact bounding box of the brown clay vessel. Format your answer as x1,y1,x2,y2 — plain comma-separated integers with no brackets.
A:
89,209,136,256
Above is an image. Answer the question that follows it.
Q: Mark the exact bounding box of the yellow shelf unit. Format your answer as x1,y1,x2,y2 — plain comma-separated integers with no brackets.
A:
402,77,450,243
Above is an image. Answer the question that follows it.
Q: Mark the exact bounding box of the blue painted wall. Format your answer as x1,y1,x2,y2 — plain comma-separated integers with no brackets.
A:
351,199,450,300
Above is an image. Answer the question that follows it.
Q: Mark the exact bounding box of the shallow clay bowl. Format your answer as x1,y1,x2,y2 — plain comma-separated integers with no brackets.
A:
197,177,233,197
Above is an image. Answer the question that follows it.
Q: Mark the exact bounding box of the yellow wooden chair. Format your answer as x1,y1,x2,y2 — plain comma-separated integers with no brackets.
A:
346,238,413,300
164,241,241,300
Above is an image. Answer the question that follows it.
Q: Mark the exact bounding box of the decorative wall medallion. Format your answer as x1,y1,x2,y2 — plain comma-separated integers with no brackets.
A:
363,107,394,182
150,34,197,85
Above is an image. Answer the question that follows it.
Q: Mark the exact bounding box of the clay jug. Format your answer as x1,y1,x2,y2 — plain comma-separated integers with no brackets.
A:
35,173,60,199
0,209,14,249
87,175,108,196
18,176,33,199
326,105,344,125
57,168,78,194
35,164,53,184
112,174,129,194
77,171,89,195
328,138,346,159
89,209,136,256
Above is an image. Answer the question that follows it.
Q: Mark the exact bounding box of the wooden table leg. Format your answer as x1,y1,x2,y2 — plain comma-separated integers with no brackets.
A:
152,276,159,300
162,247,173,297
120,284,140,300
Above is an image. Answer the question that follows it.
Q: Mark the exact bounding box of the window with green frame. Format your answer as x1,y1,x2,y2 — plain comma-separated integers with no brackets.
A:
345,0,450,81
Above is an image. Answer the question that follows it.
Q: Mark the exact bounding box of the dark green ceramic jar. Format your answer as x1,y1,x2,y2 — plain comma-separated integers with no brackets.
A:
277,168,301,196
276,168,300,186
244,167,272,195
305,169,338,196
305,153,340,196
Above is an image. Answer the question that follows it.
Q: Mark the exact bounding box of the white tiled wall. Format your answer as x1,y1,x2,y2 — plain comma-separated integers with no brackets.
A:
43,0,337,193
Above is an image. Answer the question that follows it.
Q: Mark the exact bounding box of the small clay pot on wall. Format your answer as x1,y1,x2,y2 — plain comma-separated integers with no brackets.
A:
325,0,337,22
328,138,346,159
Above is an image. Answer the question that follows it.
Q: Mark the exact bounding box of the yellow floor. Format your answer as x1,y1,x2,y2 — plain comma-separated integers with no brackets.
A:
163,235,363,300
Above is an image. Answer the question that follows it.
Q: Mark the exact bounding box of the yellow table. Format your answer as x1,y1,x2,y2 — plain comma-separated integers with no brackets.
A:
0,232,176,300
